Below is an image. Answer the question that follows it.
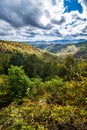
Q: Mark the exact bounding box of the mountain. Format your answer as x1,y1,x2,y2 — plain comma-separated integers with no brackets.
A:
74,41,87,58
29,41,87,58
44,44,78,55
0,40,43,56
24,40,53,49
0,40,59,62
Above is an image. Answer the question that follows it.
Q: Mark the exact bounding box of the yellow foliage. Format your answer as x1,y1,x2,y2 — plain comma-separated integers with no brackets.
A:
69,83,73,87
0,77,3,84
10,113,15,117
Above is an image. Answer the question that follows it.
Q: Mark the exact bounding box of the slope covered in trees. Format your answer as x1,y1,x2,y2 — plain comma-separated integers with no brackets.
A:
0,40,87,130
31,41,87,59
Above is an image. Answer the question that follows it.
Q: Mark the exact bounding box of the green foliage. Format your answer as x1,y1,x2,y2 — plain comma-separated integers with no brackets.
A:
0,75,9,95
9,52,24,67
44,77,65,105
0,54,10,74
26,77,45,100
42,62,59,80
0,64,4,74
0,101,86,130
0,74,9,108
24,54,44,78
45,77,64,93
7,66,31,102
64,56,77,80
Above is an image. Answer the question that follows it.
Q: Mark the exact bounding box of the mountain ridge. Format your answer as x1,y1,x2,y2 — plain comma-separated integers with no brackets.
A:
0,40,60,62
27,40,87,58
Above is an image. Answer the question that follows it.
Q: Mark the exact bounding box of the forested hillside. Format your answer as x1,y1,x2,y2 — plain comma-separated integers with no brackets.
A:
32,41,87,59
0,40,87,130
74,41,87,59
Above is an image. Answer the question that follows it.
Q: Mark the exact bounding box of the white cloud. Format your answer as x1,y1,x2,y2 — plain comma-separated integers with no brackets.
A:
0,0,87,43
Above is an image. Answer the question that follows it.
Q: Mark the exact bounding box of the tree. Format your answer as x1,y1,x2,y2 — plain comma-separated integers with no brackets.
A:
24,54,43,78
7,65,31,102
0,54,10,74
64,55,77,80
9,52,24,67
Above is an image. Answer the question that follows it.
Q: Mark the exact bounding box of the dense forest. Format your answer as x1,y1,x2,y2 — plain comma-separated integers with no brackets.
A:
0,40,87,130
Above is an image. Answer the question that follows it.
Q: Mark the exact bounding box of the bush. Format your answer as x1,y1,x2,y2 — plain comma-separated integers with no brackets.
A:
7,65,31,102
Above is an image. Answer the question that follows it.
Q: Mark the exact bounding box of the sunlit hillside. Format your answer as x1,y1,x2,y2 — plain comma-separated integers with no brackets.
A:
33,41,87,59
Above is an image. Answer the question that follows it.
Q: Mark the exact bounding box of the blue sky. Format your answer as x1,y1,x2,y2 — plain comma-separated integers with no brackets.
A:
64,0,83,13
0,0,87,43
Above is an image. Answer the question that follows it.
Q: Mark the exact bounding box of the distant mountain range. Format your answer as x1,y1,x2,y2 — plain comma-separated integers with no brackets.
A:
24,41,87,59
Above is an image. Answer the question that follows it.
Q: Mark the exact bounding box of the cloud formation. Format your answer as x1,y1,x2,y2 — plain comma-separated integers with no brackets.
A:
0,0,87,43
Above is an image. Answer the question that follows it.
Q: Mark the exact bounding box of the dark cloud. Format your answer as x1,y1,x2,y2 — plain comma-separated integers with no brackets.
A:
51,0,57,5
51,16,65,25
72,14,87,21
50,30,63,37
0,32,10,36
82,26,87,33
0,0,52,29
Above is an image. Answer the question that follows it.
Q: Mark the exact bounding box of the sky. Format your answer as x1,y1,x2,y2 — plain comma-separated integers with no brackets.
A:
0,0,87,44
